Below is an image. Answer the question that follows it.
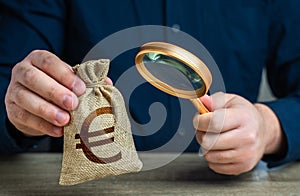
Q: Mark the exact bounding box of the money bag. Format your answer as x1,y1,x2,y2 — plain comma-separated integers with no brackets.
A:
59,59,142,185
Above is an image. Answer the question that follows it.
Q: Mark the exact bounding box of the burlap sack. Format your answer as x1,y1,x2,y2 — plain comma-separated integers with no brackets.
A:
59,59,142,185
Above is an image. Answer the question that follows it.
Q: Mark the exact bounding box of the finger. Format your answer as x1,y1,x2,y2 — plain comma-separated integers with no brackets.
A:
15,62,79,111
204,149,238,164
14,124,47,137
193,108,242,133
195,131,204,144
26,50,86,96
193,110,225,133
105,77,113,85
12,83,70,127
196,132,223,151
208,162,253,176
7,103,63,137
196,128,244,150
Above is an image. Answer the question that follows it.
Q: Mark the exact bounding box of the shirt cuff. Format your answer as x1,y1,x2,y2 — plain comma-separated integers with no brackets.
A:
262,94,300,167
0,116,46,154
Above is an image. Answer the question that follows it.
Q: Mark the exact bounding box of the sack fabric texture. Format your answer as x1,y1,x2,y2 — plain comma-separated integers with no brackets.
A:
59,59,142,185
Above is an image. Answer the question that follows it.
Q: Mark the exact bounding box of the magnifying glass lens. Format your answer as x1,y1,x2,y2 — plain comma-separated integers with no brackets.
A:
143,52,204,91
135,42,212,113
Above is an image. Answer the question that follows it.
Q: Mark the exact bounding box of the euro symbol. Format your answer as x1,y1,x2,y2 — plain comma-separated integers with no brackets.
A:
75,106,122,164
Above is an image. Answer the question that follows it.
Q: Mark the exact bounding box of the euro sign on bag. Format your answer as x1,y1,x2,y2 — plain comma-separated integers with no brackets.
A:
59,59,142,185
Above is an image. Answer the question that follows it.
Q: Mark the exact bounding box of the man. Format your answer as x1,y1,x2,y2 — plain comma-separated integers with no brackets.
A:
0,0,299,175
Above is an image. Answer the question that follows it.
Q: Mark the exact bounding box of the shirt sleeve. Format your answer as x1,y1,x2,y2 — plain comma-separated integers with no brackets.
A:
263,0,300,167
0,0,66,154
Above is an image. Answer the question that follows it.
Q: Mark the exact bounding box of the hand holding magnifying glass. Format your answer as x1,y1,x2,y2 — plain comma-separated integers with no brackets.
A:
135,42,212,114
135,42,286,176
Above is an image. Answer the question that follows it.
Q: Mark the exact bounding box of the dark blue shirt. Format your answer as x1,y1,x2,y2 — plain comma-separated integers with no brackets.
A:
0,0,300,168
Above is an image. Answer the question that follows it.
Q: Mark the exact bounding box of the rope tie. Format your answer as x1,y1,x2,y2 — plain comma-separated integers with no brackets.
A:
85,81,106,96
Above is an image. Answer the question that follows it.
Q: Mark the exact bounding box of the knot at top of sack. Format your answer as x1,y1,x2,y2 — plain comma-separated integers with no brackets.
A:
73,59,110,86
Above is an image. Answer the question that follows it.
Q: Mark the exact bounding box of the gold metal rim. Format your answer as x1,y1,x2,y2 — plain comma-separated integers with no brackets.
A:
135,42,212,99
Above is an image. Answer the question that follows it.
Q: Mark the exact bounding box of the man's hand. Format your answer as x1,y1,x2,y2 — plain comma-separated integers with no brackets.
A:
5,50,86,137
193,92,284,175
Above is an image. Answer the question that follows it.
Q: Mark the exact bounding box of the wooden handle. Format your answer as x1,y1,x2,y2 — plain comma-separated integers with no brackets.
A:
190,98,209,114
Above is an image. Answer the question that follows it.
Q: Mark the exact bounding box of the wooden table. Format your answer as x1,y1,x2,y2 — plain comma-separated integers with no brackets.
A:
0,153,299,195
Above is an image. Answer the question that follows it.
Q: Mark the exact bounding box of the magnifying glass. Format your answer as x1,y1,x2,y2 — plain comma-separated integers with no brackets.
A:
135,42,212,114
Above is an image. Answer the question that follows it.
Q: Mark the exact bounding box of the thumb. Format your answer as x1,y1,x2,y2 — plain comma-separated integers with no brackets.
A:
202,92,231,111
105,77,113,85
199,94,213,111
